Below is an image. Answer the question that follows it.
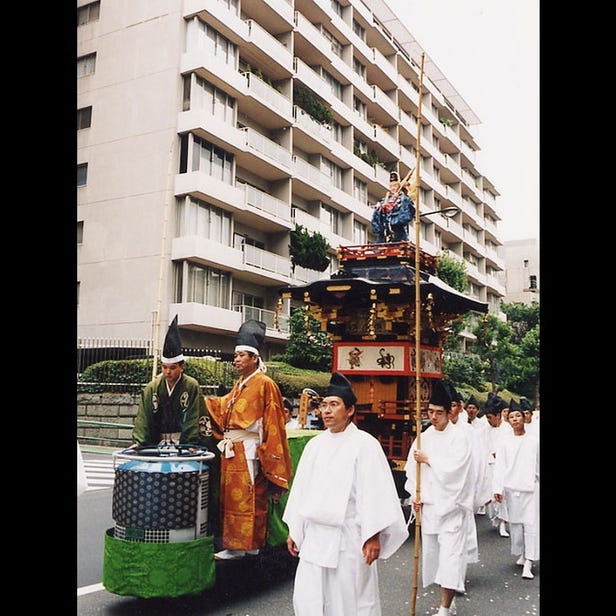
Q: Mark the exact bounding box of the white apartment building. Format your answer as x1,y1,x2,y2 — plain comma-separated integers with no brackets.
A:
77,0,506,360
501,238,539,305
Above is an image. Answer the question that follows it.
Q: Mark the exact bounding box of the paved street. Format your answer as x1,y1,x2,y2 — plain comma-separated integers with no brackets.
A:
78,450,540,615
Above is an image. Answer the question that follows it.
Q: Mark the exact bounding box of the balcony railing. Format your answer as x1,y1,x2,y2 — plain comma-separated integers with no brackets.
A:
232,304,289,333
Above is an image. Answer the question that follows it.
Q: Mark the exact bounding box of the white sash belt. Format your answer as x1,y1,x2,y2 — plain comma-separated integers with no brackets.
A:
217,429,259,459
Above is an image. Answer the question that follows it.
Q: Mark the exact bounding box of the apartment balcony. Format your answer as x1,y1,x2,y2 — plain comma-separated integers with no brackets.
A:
291,207,337,240
174,172,245,212
242,19,294,80
293,10,334,68
441,184,463,211
484,217,498,237
172,235,293,286
172,236,243,271
184,0,247,46
175,172,288,233
242,243,293,282
292,105,332,157
369,47,398,90
293,57,332,104
438,122,461,151
373,124,399,159
243,0,294,31
484,247,505,271
373,163,390,188
171,302,290,340
348,71,374,103
237,71,293,130
461,198,483,228
397,110,418,148
397,78,419,114
398,144,415,171
235,126,292,181
177,109,246,153
237,182,292,230
482,189,497,210
292,264,326,284
181,50,247,97
172,302,243,336
233,304,290,335
370,84,399,124
461,170,481,201
442,154,462,180
291,155,332,201
327,186,365,217
484,275,506,297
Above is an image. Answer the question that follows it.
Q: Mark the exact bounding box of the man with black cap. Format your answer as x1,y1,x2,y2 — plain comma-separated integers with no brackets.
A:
205,319,293,560
130,315,206,448
370,171,415,243
283,372,408,615
404,379,475,616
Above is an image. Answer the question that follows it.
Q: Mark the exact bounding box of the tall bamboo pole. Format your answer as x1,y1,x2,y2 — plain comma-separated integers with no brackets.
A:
151,145,175,380
410,51,426,616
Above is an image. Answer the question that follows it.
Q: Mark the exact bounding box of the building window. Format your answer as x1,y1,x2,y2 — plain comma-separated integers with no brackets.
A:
77,221,84,244
77,1,100,26
330,0,343,18
353,220,367,244
323,158,343,190
232,292,265,321
523,259,529,267
352,19,365,42
353,58,366,79
323,28,343,58
176,196,232,244
353,96,367,120
353,177,367,204
192,76,235,123
176,262,231,308
196,20,237,65
77,52,97,78
322,204,341,235
190,136,233,183
77,106,92,130
77,163,88,186
529,275,537,290
322,69,343,101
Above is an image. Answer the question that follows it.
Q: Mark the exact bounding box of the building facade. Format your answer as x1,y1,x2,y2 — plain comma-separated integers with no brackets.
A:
501,238,539,305
77,0,506,359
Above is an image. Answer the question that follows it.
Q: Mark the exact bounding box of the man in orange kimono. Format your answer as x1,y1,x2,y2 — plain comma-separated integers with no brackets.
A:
205,319,293,560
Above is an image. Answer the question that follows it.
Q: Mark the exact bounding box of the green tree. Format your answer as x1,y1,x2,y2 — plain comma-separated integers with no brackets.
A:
277,308,333,371
436,252,469,352
472,314,515,393
289,224,331,272
498,302,540,402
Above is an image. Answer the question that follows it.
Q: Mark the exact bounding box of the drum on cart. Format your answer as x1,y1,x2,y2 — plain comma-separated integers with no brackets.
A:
102,445,216,598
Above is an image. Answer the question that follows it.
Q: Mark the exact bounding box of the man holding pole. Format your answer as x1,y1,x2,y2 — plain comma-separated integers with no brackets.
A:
404,380,475,616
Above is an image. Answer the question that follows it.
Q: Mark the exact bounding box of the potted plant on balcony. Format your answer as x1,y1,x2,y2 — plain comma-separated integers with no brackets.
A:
289,224,331,272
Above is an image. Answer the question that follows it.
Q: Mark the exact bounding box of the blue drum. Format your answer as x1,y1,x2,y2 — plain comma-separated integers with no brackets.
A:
103,446,217,598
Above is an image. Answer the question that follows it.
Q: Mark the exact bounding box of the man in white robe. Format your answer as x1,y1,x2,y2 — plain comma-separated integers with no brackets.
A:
492,405,540,580
283,372,408,616
405,380,474,616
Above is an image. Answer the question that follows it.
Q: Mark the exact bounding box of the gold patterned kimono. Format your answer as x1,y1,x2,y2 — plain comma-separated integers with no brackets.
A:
205,370,293,551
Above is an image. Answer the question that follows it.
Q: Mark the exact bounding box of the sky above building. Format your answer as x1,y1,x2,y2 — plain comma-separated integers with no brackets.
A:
384,0,539,242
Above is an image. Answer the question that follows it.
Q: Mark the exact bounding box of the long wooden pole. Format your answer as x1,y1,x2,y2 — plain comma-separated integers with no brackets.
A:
410,51,426,616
